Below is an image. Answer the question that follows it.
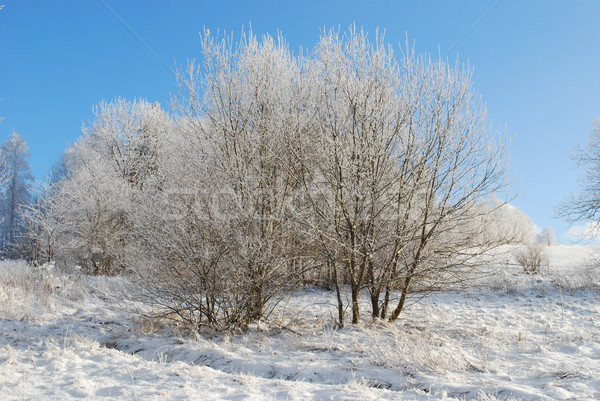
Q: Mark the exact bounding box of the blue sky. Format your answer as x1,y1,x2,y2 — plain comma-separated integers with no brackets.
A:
0,0,599,242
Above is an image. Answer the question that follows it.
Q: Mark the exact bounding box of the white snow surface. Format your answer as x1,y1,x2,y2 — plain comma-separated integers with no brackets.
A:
1,245,599,400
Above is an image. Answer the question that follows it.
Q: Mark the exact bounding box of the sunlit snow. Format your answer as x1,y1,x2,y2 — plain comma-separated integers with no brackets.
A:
1,245,599,400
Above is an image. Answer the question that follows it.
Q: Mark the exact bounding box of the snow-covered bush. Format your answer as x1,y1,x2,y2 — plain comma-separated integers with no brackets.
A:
550,257,600,291
468,199,537,245
513,242,548,274
0,260,86,319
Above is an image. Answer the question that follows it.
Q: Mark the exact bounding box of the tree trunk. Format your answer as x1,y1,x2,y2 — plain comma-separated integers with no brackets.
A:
351,282,360,324
370,290,380,319
389,275,412,322
333,262,344,328
368,259,380,318
380,284,390,319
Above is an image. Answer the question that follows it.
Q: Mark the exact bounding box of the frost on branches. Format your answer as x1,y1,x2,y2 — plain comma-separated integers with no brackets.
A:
29,27,515,331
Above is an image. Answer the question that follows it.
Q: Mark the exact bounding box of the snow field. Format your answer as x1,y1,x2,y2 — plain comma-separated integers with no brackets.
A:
0,245,599,400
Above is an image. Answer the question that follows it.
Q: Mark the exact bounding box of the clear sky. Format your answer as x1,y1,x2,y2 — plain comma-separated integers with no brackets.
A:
1,0,599,242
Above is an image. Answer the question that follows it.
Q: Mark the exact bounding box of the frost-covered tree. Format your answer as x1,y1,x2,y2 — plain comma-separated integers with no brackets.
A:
48,151,70,185
383,60,511,322
53,98,170,274
21,151,74,265
537,227,556,245
295,27,512,325
20,180,60,264
291,27,420,325
141,29,312,330
470,199,536,245
558,119,600,233
0,131,33,257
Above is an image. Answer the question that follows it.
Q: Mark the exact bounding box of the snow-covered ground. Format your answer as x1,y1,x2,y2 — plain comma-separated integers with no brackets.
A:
1,245,599,400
